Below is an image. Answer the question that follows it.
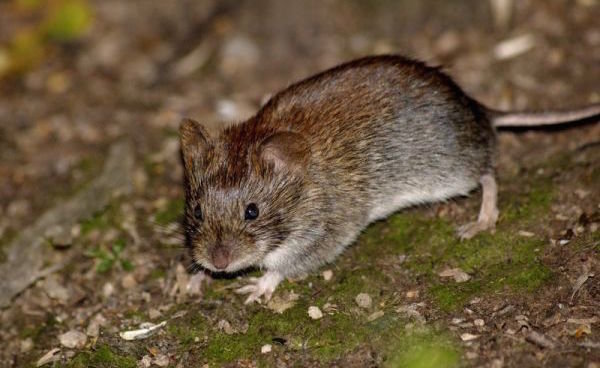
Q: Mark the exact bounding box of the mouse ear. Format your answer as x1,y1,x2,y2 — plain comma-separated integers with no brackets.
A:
257,132,310,173
179,118,211,173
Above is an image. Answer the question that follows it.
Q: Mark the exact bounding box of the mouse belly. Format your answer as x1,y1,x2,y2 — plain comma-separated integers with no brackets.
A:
367,176,478,223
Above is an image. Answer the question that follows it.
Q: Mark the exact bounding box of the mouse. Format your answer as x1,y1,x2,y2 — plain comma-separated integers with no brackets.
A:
179,55,600,304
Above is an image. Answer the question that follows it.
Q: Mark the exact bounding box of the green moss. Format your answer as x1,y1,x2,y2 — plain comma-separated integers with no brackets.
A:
384,332,460,368
499,179,553,224
154,199,184,225
67,345,136,368
351,173,556,312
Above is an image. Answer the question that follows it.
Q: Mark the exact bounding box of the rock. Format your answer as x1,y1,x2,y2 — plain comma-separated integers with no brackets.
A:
148,308,162,320
138,355,152,368
86,314,107,337
322,269,333,281
406,290,419,299
261,344,272,354
153,354,170,367
308,306,323,320
103,282,115,297
460,333,480,341
267,291,299,314
355,293,372,309
43,276,71,303
20,338,33,353
58,330,87,348
439,268,471,283
217,319,235,335
121,274,137,289
474,319,485,327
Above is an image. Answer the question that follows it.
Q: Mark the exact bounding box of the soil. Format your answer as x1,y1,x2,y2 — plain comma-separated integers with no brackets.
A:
0,0,599,367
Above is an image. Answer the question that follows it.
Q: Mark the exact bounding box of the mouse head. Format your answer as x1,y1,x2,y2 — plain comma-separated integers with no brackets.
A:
179,118,311,273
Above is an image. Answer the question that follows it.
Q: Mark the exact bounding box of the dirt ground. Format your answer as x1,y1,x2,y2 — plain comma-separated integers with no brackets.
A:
0,0,599,367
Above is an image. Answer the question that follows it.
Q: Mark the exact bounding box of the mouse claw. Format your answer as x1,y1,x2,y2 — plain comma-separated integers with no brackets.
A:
234,271,283,305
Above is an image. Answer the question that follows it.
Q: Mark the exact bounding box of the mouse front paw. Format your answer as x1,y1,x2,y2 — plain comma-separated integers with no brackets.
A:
235,271,283,304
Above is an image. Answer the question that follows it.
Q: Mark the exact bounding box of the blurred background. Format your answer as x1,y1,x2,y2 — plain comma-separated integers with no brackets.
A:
0,1,599,367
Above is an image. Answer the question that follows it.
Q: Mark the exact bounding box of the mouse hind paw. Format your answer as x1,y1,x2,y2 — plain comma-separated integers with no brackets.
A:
235,271,283,304
457,173,499,240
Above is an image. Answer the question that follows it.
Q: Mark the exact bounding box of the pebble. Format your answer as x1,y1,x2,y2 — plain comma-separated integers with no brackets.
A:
217,319,235,335
322,269,333,281
438,268,471,283
261,344,272,354
20,338,33,353
86,314,107,337
121,274,137,289
406,290,419,299
355,293,372,309
102,282,115,297
154,354,170,367
58,330,87,349
460,333,480,341
474,319,485,327
139,355,152,368
148,308,162,320
308,306,323,320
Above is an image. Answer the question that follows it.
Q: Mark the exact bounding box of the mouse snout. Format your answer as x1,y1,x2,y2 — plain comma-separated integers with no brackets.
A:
211,244,232,270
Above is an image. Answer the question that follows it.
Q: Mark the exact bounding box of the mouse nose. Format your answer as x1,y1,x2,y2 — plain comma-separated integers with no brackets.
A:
211,246,231,270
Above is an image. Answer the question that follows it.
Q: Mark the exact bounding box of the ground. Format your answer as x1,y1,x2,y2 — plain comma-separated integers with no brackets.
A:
0,0,599,367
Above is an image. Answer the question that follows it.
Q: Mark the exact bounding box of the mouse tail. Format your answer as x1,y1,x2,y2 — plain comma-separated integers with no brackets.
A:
488,104,600,128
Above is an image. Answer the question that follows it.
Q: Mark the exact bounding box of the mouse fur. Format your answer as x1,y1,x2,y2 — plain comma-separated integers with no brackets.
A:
179,55,598,303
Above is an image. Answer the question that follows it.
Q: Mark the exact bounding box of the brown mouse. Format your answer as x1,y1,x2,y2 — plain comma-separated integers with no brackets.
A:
179,55,600,303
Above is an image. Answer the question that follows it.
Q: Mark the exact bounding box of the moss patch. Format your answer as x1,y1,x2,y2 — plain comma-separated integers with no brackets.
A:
67,345,136,368
353,171,555,312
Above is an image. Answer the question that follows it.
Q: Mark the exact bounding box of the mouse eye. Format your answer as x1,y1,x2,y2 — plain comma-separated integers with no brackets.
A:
244,203,259,220
193,204,203,221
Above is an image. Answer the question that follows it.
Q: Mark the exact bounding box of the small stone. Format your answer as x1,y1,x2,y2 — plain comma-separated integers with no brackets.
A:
322,269,333,281
355,293,372,309
267,291,299,314
451,318,465,325
20,338,34,353
261,344,272,354
148,308,162,320
460,333,480,341
474,319,485,327
217,319,235,335
138,355,152,368
121,274,137,289
439,268,471,283
153,354,170,367
406,290,419,299
308,306,323,320
43,276,71,303
58,330,87,349
103,282,115,297
86,314,107,337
